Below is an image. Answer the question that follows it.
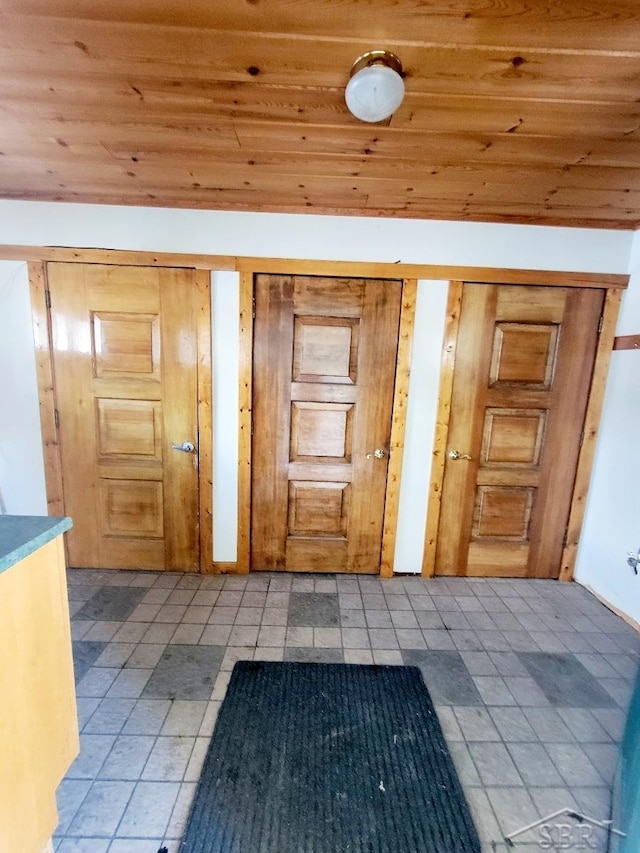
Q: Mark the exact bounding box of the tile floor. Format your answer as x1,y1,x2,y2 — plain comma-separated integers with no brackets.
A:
55,569,640,853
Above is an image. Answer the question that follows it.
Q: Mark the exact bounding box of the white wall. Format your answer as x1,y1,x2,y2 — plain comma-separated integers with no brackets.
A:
0,260,47,515
0,199,631,272
0,201,634,595
575,232,640,624
395,280,448,572
211,271,239,563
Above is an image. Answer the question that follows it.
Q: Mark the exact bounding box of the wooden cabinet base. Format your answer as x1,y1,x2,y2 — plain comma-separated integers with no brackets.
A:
0,536,79,853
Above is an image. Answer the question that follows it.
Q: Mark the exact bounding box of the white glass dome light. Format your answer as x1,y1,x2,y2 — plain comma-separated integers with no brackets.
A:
345,50,405,123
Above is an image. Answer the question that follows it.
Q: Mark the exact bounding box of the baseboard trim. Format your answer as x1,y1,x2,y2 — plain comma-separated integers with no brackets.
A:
581,582,640,633
208,561,239,575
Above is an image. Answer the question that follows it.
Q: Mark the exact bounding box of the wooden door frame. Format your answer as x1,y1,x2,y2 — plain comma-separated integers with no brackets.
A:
28,260,214,573
422,280,623,582
20,245,628,578
237,270,417,576
4,244,628,290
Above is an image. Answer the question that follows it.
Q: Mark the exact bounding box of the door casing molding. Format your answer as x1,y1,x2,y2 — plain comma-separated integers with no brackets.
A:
238,272,416,576
29,261,65,518
26,248,627,578
28,260,213,573
423,281,623,583
2,243,627,287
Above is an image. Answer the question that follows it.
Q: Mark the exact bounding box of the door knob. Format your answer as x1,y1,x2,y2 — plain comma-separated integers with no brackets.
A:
366,448,387,460
448,449,472,461
172,441,195,453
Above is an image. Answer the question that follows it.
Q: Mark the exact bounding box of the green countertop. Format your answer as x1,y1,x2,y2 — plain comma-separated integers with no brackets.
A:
0,515,72,575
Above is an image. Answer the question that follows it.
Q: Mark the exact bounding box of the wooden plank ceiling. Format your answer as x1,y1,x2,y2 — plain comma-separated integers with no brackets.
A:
1,0,640,228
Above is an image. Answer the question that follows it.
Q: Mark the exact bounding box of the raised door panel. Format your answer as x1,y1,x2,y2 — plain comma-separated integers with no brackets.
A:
490,323,559,388
436,283,603,579
48,263,199,571
288,481,350,537
293,317,358,384
290,402,353,461
252,274,401,573
481,409,546,467
92,312,160,379
472,486,535,539
96,399,163,462
99,480,164,538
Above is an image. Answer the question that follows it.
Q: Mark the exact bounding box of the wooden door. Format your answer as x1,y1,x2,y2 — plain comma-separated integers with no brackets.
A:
48,263,200,571
436,283,604,579
251,274,402,573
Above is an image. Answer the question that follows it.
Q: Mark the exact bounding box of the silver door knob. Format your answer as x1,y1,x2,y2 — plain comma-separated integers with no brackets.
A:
366,448,387,460
448,449,472,461
172,441,195,453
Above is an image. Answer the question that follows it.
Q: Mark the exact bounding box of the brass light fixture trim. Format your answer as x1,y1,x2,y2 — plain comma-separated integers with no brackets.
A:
348,50,404,79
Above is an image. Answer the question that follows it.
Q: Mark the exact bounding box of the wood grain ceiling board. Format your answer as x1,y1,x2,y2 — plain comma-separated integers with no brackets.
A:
0,1,639,228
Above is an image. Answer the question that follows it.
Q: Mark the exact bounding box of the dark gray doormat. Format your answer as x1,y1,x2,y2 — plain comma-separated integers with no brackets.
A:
180,661,480,853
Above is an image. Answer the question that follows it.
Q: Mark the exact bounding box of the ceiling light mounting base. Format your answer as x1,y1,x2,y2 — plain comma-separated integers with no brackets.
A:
349,50,403,79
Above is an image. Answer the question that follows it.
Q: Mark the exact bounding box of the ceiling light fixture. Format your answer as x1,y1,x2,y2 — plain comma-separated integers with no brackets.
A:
345,50,405,123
